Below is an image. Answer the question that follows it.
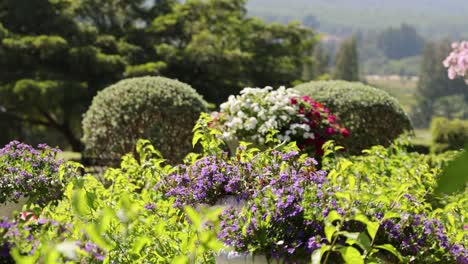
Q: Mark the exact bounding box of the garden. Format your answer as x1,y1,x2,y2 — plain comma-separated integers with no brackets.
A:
1,43,467,263
0,1,467,262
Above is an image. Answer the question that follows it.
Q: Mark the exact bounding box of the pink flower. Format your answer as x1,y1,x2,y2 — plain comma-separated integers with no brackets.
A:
341,128,350,138
325,127,335,135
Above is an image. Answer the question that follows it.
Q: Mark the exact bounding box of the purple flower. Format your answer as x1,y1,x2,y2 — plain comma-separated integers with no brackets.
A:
144,203,156,210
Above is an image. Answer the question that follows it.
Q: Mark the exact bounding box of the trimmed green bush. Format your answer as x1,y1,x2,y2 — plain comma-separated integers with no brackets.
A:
431,117,468,153
293,80,412,153
82,76,208,164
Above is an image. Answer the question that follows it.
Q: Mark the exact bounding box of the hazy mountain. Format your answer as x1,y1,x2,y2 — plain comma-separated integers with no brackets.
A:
247,0,468,38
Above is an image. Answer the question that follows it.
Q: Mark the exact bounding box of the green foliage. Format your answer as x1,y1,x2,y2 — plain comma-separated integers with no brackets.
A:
430,117,468,153
316,141,467,263
294,80,412,154
82,76,208,164
1,130,467,263
436,145,468,194
413,41,468,127
312,43,330,77
0,0,318,148
433,94,468,120
0,0,128,151
333,37,359,81
4,139,223,263
377,24,425,60
152,0,317,104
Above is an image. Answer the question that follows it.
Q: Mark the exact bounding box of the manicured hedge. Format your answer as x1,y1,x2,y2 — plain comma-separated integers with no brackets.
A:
82,76,207,164
431,117,468,153
294,80,412,154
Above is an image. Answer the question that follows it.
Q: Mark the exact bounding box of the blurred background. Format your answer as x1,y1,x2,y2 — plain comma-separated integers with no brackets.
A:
0,0,467,155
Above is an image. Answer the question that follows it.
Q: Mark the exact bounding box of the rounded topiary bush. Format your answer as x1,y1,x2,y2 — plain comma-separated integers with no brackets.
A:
293,81,412,154
82,76,208,164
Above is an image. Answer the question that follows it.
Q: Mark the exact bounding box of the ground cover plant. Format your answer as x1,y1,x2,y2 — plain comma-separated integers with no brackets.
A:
0,114,466,263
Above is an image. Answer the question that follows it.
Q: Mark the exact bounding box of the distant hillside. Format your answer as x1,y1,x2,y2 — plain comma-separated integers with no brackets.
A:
247,0,468,38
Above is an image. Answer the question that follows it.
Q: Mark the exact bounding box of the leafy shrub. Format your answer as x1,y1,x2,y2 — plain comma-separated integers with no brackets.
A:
0,141,77,207
1,140,222,263
431,117,468,153
293,80,412,154
82,76,208,164
212,86,348,156
1,121,466,263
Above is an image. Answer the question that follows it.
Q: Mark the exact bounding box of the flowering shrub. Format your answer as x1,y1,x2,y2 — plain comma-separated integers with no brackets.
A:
444,41,468,80
0,141,76,206
213,86,348,155
217,142,467,263
0,141,223,263
0,124,466,263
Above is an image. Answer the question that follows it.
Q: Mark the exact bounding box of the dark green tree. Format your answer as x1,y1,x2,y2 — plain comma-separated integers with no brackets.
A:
333,36,359,81
0,0,126,150
377,24,425,60
312,43,330,77
152,0,316,104
0,0,317,148
412,41,468,127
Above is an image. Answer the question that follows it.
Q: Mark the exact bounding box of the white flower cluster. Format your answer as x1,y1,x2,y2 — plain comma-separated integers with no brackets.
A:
218,86,314,145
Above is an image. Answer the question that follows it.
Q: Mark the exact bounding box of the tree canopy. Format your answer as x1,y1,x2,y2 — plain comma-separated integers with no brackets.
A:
0,0,316,150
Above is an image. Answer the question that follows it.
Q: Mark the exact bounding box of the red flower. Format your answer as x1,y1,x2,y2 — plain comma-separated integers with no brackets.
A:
301,95,311,101
291,97,298,105
341,128,350,138
328,115,336,123
314,111,321,119
299,106,305,114
325,127,335,135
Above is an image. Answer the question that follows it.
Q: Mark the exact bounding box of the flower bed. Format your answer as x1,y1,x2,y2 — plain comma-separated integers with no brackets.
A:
213,87,348,156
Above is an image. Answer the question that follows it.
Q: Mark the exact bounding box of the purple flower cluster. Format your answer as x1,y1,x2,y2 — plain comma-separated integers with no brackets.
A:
0,216,72,259
76,241,106,261
164,155,248,207
0,141,72,206
377,214,468,263
218,150,333,261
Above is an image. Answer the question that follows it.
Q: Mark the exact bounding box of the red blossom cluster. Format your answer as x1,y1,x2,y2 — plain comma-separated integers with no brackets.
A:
290,95,349,155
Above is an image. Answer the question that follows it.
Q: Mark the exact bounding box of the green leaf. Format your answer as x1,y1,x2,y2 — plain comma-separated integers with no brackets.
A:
340,232,371,252
326,210,342,224
85,223,113,251
131,236,151,255
325,225,337,243
374,244,403,262
366,222,380,240
338,246,364,264
192,131,203,147
383,212,401,220
72,189,89,216
184,206,202,228
171,255,189,264
436,147,468,194
311,245,330,264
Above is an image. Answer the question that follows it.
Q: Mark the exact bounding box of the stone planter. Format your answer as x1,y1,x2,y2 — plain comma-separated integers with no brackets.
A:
215,251,280,264
0,197,27,219
215,250,284,264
